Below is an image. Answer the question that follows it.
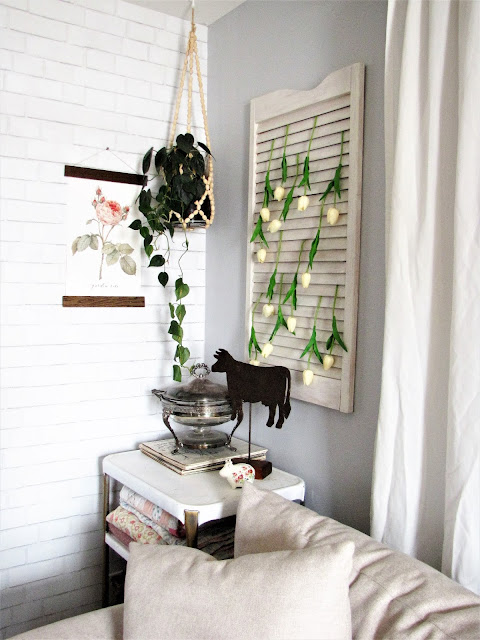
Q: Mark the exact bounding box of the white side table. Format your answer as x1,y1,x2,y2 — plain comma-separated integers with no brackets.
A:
102,449,305,605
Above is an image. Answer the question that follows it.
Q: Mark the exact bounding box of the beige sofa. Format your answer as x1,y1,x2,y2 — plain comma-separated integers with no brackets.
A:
12,483,480,640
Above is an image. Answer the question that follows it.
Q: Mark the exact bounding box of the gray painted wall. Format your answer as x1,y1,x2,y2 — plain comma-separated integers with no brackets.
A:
206,0,387,533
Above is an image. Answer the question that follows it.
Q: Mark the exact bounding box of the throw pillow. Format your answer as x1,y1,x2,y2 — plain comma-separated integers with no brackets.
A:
123,541,353,640
235,481,337,558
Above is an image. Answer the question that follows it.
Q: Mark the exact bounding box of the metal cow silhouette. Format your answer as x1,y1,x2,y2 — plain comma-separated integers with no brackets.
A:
212,349,291,440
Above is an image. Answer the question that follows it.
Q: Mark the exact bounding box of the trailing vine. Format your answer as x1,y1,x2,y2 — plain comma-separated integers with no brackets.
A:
130,133,212,382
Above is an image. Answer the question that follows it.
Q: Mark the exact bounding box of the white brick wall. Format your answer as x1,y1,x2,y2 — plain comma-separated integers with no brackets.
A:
0,1,208,637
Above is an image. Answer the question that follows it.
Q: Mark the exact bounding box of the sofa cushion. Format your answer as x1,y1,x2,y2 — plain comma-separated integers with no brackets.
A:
235,482,480,640
9,604,123,640
123,540,353,640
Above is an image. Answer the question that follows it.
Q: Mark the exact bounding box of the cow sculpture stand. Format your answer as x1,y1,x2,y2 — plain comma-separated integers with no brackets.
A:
212,349,291,449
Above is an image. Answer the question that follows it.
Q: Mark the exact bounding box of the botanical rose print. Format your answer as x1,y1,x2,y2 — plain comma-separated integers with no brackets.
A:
71,186,136,280
96,199,126,226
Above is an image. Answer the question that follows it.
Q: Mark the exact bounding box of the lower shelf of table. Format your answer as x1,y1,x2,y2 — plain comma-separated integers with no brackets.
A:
106,532,130,561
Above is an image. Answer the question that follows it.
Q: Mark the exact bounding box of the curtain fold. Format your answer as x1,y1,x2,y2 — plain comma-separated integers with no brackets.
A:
372,0,480,594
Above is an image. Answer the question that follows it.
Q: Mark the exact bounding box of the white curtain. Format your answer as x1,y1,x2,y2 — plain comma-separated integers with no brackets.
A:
371,0,480,595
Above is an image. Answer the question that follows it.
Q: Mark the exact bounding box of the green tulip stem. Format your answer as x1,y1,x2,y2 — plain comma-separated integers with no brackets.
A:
283,125,289,155
275,231,283,270
267,138,275,172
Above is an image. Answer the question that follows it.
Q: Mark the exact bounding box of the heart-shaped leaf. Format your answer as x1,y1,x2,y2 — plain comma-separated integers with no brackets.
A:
149,254,165,268
158,272,169,287
173,364,182,382
142,147,153,174
176,304,186,324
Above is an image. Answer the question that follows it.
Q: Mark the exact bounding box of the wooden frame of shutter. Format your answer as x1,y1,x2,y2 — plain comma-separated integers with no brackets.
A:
245,63,365,412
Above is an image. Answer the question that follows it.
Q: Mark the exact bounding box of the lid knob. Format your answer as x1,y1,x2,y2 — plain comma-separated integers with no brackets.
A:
191,363,210,379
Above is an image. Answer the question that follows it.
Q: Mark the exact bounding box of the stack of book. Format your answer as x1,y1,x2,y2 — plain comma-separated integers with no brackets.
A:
139,437,268,475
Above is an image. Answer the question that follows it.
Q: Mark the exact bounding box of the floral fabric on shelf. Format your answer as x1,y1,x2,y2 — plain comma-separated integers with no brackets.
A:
120,486,185,537
106,506,164,545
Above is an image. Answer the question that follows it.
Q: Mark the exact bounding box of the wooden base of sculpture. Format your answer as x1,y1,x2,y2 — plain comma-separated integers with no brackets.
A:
232,457,272,479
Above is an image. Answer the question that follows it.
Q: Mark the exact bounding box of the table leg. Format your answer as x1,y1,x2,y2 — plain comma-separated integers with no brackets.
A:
102,473,110,608
184,510,199,548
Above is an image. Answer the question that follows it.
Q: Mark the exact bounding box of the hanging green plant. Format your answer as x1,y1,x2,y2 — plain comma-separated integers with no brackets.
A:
297,115,318,211
281,154,300,221
129,133,213,382
300,295,324,384
274,125,289,202
323,284,348,371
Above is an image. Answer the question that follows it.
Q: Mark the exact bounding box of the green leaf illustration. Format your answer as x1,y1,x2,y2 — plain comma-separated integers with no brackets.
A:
103,242,115,255
76,235,91,252
89,235,99,250
71,237,80,255
145,244,153,258
118,243,134,255
106,250,120,266
169,302,175,318
129,219,142,230
120,255,136,276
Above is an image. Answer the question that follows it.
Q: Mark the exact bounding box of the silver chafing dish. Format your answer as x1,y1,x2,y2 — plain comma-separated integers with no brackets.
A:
152,364,234,452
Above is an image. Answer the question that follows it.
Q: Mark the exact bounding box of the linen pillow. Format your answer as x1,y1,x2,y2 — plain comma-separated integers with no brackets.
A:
235,481,336,558
123,541,353,640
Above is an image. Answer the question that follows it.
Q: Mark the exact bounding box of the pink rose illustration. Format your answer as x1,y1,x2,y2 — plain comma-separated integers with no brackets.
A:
96,200,123,226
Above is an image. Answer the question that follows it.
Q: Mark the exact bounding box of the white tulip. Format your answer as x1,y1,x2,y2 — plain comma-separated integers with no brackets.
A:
249,359,260,366
262,303,275,318
301,272,311,288
297,195,309,211
303,369,314,386
327,207,339,225
260,207,270,222
261,342,274,358
323,354,335,371
257,248,267,263
274,185,285,201
287,316,297,333
267,218,282,233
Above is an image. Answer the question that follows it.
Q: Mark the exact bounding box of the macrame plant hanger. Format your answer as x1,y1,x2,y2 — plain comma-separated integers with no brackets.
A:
168,0,215,229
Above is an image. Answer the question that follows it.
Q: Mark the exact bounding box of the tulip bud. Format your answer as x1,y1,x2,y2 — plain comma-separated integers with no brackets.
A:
260,207,270,222
249,359,260,366
262,303,275,318
327,207,339,225
297,195,309,211
257,248,267,263
287,316,297,333
303,369,314,386
301,272,311,288
323,354,335,371
267,218,282,233
261,342,274,358
274,185,285,202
